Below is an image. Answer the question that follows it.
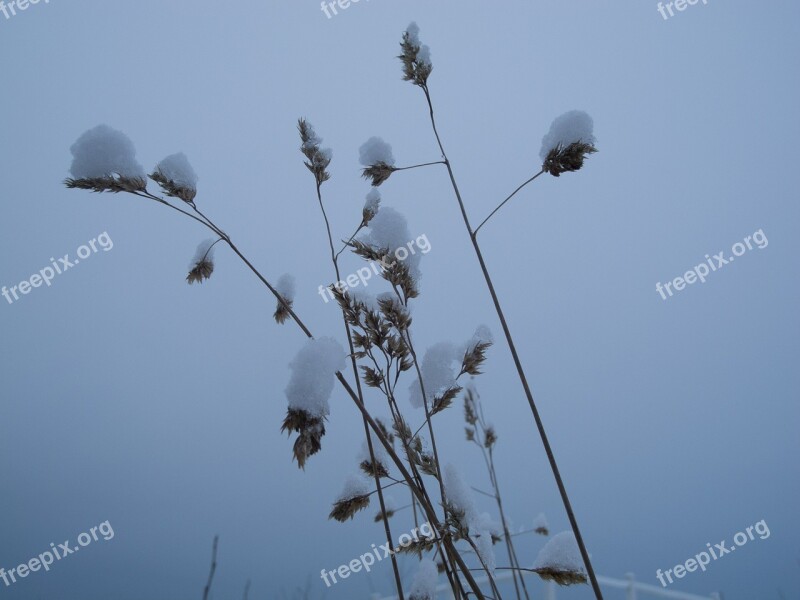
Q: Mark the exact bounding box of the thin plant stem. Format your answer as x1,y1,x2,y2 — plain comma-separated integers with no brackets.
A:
313,181,405,600
473,170,545,237
419,83,604,600
393,160,446,171
202,535,218,600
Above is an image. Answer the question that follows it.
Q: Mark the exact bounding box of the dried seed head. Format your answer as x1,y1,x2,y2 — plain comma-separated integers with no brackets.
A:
361,163,396,187
273,274,296,325
281,408,327,470
460,341,493,377
363,188,381,224
298,118,332,185
532,566,588,586
532,531,588,586
360,365,384,389
395,535,438,557
374,507,396,522
360,458,390,479
463,387,479,426
534,512,550,536
329,475,372,522
64,175,148,194
483,426,497,449
431,385,462,416
150,153,198,203
399,22,433,87
273,297,293,324
67,125,147,194
543,141,597,177
329,494,371,522
186,239,218,285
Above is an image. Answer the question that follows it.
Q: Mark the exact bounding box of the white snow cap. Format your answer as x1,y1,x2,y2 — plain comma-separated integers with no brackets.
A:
359,136,395,167
473,524,496,574
443,464,477,523
532,531,587,575
406,22,432,67
276,273,296,301
539,110,596,161
358,437,388,467
408,558,438,600
284,337,346,418
154,152,197,189
190,239,217,268
336,473,371,502
359,206,421,279
409,342,458,409
410,326,492,409
364,187,381,214
302,122,323,149
459,324,493,357
69,124,145,179
475,512,502,538
534,512,549,529
443,464,496,573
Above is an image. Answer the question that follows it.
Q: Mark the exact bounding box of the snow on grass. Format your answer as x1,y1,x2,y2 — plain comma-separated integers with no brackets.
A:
284,338,346,418
539,110,596,162
359,136,395,167
69,124,145,179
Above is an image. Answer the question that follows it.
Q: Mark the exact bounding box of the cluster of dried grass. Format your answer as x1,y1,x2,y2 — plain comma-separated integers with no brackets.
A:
64,23,598,600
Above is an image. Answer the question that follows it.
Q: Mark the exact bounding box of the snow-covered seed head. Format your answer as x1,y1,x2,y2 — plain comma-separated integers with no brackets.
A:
358,438,390,479
534,512,550,536
532,531,588,586
329,474,372,522
281,409,326,470
408,558,438,600
298,118,332,185
273,273,296,325
483,426,497,449
399,22,433,87
150,152,199,203
362,187,381,225
359,137,396,187
282,338,345,468
186,238,218,285
540,110,597,177
65,124,147,193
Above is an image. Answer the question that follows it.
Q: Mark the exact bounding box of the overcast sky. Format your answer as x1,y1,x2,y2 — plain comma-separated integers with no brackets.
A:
1,1,798,599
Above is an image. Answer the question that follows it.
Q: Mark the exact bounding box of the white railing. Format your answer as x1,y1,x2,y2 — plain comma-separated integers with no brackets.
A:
372,571,721,600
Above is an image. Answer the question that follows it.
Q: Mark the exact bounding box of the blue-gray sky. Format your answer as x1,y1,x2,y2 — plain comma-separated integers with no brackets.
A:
1,0,798,599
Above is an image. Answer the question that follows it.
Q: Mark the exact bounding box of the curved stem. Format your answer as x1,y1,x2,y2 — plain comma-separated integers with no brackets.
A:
473,170,545,237
334,222,364,261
